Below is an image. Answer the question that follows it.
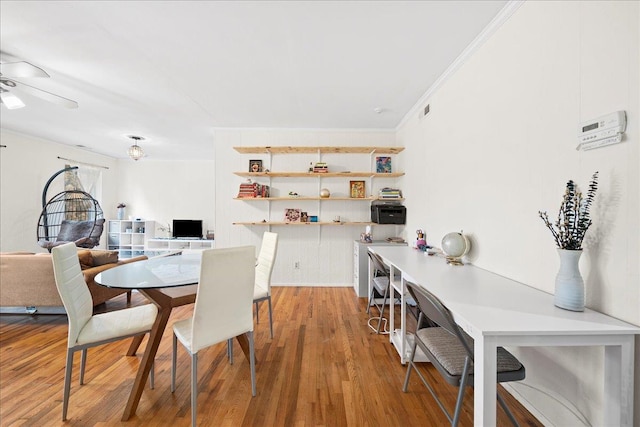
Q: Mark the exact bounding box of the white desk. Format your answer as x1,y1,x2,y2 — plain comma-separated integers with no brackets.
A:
369,245,639,427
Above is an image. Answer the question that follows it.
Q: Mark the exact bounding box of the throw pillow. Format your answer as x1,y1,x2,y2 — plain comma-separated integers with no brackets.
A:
91,250,119,266
57,220,95,242
77,250,94,269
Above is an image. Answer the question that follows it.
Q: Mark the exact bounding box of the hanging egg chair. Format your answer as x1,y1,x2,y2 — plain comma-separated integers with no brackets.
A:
37,190,105,251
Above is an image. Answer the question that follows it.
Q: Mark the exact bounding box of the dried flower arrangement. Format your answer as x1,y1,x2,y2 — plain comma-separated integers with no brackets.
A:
117,203,126,208
538,172,598,250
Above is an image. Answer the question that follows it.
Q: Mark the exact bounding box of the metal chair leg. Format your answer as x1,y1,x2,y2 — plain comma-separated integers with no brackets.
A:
452,357,471,427
497,391,520,427
376,285,391,334
255,301,260,323
191,352,198,427
267,296,273,339
248,331,257,396
171,333,177,393
62,349,74,421
227,338,234,364
402,341,418,392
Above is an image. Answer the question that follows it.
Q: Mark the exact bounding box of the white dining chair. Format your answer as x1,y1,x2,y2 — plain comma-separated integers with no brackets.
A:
254,231,278,338
51,242,158,421
171,246,257,427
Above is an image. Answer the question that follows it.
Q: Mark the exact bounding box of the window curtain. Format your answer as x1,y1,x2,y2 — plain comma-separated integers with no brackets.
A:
63,164,101,197
63,164,103,221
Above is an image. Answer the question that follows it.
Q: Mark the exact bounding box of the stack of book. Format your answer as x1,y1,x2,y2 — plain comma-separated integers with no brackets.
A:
313,162,328,173
378,188,402,199
237,182,270,198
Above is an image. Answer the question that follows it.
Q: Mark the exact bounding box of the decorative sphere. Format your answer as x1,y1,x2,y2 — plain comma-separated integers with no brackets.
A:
320,188,330,198
441,232,470,258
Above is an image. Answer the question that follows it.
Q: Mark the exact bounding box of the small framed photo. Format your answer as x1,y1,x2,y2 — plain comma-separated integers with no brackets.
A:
300,212,308,223
376,156,392,173
249,160,263,173
284,208,301,223
350,180,366,198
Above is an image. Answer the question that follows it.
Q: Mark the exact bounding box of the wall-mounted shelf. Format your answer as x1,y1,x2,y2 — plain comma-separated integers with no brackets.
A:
234,197,404,202
232,145,404,227
234,146,404,154
234,171,404,178
232,221,394,226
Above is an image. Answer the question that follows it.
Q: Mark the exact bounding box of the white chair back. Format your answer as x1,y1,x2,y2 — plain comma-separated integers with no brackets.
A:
256,232,278,291
190,246,255,353
51,242,94,348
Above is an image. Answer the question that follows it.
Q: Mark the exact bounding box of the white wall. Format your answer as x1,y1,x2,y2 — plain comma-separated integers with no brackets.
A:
212,129,400,286
397,1,639,425
116,159,215,239
0,129,119,252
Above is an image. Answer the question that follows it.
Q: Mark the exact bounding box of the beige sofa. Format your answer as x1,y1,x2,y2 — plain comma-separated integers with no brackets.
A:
0,250,147,312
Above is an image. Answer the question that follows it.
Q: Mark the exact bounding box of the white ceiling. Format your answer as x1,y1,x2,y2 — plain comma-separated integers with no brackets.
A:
0,1,508,160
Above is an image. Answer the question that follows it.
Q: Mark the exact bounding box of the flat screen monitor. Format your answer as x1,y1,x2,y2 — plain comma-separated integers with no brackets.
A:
172,219,203,239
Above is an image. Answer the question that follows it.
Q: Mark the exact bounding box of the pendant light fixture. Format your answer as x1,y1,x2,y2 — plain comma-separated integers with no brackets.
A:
126,135,145,161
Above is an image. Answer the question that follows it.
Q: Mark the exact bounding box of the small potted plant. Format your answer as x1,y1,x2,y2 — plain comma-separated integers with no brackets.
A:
538,172,598,311
117,203,126,220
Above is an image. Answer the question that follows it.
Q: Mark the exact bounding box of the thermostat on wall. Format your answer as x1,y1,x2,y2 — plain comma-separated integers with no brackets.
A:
576,110,627,151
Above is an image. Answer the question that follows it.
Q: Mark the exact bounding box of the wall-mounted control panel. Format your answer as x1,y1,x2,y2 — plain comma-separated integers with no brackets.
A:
576,110,627,151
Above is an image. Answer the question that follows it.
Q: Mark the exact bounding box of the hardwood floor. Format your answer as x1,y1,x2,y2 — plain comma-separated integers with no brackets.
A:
0,287,542,426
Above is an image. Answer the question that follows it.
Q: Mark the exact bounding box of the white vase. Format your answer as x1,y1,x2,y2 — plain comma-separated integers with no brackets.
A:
117,207,125,220
554,249,585,311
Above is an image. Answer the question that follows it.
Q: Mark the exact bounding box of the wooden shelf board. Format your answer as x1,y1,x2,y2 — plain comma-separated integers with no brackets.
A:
234,197,377,201
234,171,404,178
234,146,404,154
233,221,391,226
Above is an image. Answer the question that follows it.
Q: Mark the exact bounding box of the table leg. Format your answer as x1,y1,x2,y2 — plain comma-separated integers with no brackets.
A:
399,274,406,364
121,289,174,421
235,333,258,364
474,335,497,426
126,335,145,356
604,337,635,426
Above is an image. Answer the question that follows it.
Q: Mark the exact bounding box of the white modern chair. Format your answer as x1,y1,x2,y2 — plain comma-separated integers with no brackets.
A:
51,242,158,421
171,246,257,427
253,231,278,338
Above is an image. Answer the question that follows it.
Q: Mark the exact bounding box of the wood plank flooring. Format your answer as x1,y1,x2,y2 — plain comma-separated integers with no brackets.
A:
0,287,542,426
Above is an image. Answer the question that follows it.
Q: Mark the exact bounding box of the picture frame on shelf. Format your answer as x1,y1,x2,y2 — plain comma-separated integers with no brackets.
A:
300,212,308,223
350,180,366,198
284,208,302,223
249,159,263,173
375,156,392,173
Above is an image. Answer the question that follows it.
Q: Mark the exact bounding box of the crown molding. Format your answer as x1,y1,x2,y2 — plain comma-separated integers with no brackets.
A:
396,0,525,131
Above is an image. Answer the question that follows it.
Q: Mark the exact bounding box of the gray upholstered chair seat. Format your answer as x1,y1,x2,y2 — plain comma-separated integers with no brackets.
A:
417,327,523,377
403,281,526,426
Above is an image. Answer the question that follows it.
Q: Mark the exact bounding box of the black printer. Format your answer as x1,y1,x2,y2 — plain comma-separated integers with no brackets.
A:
371,200,406,224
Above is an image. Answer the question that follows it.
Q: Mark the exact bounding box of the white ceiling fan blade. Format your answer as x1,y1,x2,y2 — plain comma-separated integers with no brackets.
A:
0,61,50,78
10,79,78,109
0,91,26,109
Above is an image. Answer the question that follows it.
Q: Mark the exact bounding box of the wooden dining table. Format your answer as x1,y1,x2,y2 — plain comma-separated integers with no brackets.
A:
95,253,254,421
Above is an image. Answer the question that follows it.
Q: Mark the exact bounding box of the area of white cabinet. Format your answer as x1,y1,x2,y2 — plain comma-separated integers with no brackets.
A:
146,238,215,255
353,240,407,297
107,220,155,258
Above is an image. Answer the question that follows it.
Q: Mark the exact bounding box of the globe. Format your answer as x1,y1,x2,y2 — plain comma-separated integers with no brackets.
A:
441,232,470,265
